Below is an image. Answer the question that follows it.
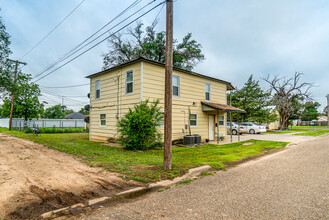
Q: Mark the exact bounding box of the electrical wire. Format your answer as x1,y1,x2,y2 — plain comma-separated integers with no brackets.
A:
20,0,86,60
32,0,145,80
152,0,165,26
33,1,165,83
41,89,88,104
40,83,89,88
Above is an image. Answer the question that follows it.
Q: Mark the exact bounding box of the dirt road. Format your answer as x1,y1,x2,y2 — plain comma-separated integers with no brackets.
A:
0,133,141,219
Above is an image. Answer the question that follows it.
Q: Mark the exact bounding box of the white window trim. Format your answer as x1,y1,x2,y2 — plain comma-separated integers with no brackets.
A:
189,113,198,127
173,74,180,98
205,83,211,101
99,113,107,127
125,69,134,95
95,79,100,100
157,111,164,128
218,115,224,126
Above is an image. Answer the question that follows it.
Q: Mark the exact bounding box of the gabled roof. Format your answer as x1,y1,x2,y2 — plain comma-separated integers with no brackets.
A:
85,57,235,90
65,112,85,119
201,101,246,113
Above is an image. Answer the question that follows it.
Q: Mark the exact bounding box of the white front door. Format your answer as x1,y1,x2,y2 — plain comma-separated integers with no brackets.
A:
208,115,215,141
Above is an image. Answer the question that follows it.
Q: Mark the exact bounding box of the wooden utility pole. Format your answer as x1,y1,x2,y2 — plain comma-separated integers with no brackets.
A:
327,94,329,128
163,0,173,171
8,59,27,130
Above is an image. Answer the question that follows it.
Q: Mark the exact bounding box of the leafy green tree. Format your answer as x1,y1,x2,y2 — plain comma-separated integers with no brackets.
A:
301,101,320,121
103,22,205,71
228,75,277,123
42,104,73,119
78,107,89,115
118,99,163,151
0,73,44,120
0,13,13,97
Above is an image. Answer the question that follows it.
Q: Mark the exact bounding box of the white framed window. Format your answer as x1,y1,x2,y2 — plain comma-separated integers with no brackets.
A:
190,113,198,127
158,112,164,128
173,75,180,97
99,113,106,127
95,80,100,99
205,83,210,101
218,115,224,126
125,70,133,95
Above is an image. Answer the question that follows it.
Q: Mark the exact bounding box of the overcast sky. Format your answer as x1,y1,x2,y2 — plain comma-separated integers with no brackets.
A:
1,0,329,111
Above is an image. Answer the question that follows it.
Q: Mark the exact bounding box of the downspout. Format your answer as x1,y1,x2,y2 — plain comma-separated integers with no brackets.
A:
188,106,191,135
116,73,120,136
140,61,143,103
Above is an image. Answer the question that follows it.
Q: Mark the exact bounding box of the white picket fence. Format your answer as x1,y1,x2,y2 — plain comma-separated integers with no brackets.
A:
0,118,85,129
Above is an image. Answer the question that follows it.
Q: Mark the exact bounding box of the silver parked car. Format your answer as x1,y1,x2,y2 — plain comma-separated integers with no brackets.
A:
240,122,266,134
227,122,248,135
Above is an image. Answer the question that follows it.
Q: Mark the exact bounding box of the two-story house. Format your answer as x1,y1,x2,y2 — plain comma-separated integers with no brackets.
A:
86,57,244,142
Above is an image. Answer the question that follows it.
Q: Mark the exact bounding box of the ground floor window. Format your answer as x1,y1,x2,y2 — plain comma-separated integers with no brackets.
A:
190,113,198,126
99,114,106,127
158,112,164,128
218,115,224,126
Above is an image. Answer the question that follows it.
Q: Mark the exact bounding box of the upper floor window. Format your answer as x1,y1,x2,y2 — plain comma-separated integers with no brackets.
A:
173,75,180,97
125,70,133,95
205,83,210,101
95,80,100,99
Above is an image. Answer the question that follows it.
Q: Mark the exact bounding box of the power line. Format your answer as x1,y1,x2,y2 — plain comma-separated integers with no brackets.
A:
40,83,89,88
41,89,88,104
20,0,86,60
32,0,145,80
152,0,165,26
33,0,165,83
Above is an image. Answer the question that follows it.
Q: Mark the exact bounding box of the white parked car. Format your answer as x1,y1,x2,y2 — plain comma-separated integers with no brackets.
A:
227,122,248,135
240,122,266,134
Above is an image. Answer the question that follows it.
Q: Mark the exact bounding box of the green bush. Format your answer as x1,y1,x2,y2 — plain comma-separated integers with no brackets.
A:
118,99,164,151
24,128,33,133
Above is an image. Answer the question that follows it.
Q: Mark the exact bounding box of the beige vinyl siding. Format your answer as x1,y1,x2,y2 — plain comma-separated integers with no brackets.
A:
142,62,227,141
89,63,141,141
89,61,229,142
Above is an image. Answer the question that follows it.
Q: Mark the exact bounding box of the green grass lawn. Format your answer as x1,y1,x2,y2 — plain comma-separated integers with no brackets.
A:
268,126,329,136
0,127,288,183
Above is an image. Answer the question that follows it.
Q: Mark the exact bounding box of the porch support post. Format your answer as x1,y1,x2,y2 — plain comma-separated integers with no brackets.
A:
217,110,219,144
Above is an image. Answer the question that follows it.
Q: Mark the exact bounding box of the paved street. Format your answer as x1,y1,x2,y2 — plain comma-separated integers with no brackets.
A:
83,135,329,220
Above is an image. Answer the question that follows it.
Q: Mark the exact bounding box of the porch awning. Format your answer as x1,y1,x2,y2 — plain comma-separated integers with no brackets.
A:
201,101,246,113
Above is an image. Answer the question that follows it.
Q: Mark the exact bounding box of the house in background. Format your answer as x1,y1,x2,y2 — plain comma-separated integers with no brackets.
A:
65,112,85,119
318,116,327,122
86,57,244,142
266,106,281,130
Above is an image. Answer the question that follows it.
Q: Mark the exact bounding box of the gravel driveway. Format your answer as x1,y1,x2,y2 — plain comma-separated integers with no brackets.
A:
83,134,329,219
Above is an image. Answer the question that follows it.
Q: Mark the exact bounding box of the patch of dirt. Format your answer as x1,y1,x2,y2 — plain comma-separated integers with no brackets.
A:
242,142,254,145
0,133,143,220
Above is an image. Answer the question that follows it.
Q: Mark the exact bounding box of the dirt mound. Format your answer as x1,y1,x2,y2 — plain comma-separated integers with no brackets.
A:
0,133,142,219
